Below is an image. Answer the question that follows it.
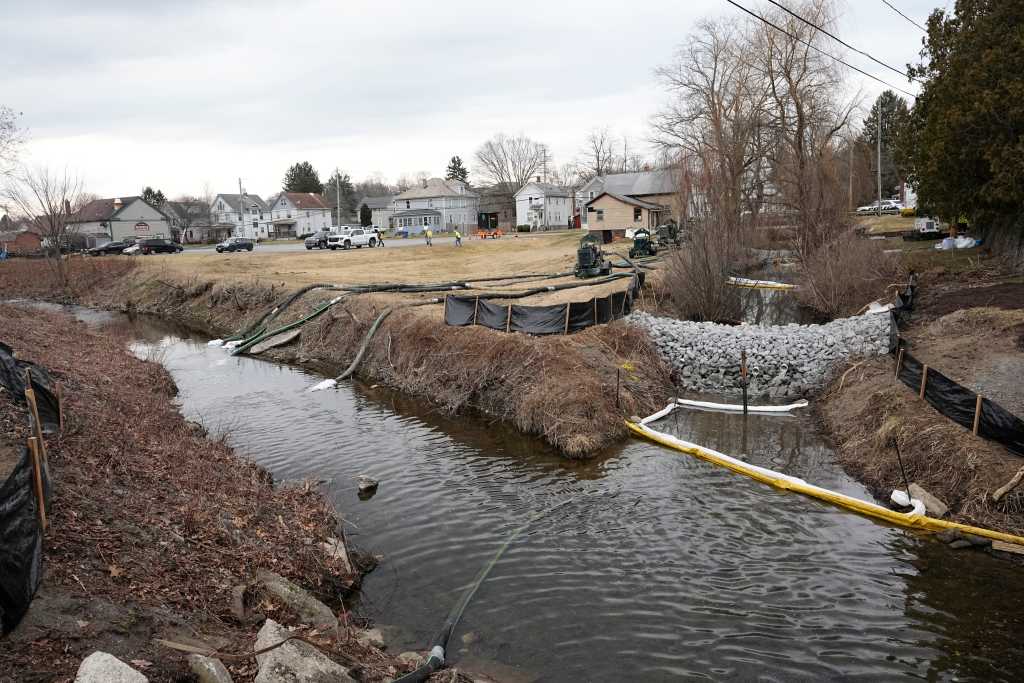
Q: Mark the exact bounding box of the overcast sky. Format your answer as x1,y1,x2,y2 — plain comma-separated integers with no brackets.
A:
3,0,939,199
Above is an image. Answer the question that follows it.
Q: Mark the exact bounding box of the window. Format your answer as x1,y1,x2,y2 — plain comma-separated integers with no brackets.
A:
306,211,311,217
427,199,433,208
596,209,604,222
634,207,643,222
252,220,258,229
405,200,411,209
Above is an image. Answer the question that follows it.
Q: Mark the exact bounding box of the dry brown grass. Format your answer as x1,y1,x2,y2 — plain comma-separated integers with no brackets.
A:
795,232,905,318
135,231,584,288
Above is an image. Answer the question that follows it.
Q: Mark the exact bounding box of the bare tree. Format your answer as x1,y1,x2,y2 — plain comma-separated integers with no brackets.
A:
577,127,619,180
473,133,545,191
755,0,859,257
1,106,25,177
395,174,413,192
3,165,84,291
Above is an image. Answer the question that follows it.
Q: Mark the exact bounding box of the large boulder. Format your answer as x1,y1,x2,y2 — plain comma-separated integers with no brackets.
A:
254,619,355,683
74,652,148,683
256,570,338,631
188,654,233,683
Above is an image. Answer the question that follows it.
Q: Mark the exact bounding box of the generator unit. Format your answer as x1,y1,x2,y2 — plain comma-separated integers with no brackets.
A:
574,233,612,278
629,228,658,258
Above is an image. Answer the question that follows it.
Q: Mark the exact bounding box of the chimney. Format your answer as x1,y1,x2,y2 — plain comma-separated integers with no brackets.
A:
421,178,428,189
113,198,123,212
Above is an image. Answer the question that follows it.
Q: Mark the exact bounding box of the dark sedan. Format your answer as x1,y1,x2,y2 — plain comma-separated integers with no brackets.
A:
87,240,135,256
136,238,183,255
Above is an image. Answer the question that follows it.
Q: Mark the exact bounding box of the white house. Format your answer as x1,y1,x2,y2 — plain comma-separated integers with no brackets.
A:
68,196,173,244
513,179,571,230
211,193,271,239
268,192,333,238
358,195,395,229
390,178,478,231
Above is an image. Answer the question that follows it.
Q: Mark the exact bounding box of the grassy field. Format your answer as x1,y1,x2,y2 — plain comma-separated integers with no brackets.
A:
139,231,588,287
856,214,915,235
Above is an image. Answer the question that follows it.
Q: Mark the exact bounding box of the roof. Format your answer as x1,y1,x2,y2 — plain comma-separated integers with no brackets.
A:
514,181,569,198
0,230,40,242
70,196,142,223
392,209,443,218
214,193,269,212
360,195,394,210
393,178,477,201
579,170,677,198
279,192,329,210
587,191,666,210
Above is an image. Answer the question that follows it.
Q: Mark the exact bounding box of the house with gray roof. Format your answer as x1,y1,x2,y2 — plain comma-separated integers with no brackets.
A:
390,178,478,231
68,196,173,244
358,195,396,229
575,170,678,229
513,179,572,230
211,193,271,239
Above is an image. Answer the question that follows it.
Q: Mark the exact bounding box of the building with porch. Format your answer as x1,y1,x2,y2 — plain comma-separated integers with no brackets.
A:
210,193,271,239
268,192,332,238
513,180,571,230
390,178,478,231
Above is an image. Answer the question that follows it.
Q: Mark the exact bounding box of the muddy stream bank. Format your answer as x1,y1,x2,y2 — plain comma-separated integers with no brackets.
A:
30,302,1024,681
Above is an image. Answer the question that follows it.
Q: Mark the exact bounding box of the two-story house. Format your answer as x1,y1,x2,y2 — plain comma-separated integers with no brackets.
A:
390,178,478,232
357,195,395,229
268,192,333,238
211,194,271,239
513,179,571,230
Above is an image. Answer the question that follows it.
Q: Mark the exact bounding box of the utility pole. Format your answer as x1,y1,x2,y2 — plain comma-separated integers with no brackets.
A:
876,109,883,217
848,135,853,213
238,177,245,237
335,168,341,227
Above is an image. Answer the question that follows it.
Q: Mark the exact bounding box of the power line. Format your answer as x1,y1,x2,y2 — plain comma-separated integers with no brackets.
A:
723,0,917,98
764,0,923,83
880,0,928,33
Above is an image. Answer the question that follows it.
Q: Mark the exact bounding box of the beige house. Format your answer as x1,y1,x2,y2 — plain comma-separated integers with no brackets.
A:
585,191,671,242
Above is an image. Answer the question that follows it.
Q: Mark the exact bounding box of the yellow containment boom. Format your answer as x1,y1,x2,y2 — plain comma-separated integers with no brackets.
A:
726,276,797,291
626,413,1024,546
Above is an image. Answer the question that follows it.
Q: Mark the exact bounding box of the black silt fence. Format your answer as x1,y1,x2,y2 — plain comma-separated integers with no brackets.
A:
0,341,60,634
444,275,642,335
895,348,1024,457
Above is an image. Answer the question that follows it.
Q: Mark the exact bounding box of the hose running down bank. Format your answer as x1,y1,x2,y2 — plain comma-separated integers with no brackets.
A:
394,498,574,683
627,405,1024,546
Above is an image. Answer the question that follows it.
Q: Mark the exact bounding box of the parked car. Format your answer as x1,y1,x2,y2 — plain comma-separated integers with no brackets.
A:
856,200,902,215
327,227,376,250
304,230,333,250
135,238,183,255
216,237,255,253
87,240,135,256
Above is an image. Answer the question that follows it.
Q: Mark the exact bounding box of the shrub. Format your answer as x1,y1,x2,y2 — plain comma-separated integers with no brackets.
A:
900,207,917,217
795,232,904,318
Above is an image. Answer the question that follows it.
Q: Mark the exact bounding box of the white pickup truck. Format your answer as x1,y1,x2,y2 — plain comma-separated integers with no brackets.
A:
327,227,377,250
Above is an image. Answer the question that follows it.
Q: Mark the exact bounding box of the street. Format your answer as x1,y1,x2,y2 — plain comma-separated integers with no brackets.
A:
186,236,457,253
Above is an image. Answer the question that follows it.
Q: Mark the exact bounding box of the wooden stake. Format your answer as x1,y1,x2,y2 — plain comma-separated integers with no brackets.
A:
24,384,47,466
973,394,983,436
563,303,571,335
505,304,512,333
27,437,47,530
895,347,905,379
55,382,64,433
592,297,598,326
472,297,480,325
919,365,928,399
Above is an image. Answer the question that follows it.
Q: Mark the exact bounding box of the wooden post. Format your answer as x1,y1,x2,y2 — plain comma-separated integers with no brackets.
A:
621,292,628,316
505,304,512,333
895,347,905,379
973,394,983,436
919,365,928,399
27,437,47,530
24,384,47,466
592,297,598,326
740,350,749,416
563,303,571,335
472,297,480,326
55,382,64,433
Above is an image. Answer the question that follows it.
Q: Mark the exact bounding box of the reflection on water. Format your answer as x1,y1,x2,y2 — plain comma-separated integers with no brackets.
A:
28,302,1024,681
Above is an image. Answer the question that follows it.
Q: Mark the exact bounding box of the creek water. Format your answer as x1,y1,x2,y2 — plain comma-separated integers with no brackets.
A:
33,303,1024,681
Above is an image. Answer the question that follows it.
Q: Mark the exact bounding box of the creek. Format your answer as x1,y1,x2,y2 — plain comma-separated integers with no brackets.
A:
30,302,1024,681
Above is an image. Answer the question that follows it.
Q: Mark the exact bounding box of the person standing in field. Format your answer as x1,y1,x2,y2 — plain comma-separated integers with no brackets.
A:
454,229,462,247
425,226,433,246
374,227,384,247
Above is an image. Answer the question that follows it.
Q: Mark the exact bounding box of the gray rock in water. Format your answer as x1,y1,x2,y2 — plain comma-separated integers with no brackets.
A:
75,652,148,683
255,619,354,683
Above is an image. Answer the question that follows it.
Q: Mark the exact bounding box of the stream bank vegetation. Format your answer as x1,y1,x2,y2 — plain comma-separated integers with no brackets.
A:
0,302,407,681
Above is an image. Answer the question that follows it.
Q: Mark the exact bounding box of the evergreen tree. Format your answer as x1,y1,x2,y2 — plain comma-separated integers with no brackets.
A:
359,203,372,227
141,186,166,206
323,169,358,217
282,161,323,193
858,91,911,198
446,155,469,183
